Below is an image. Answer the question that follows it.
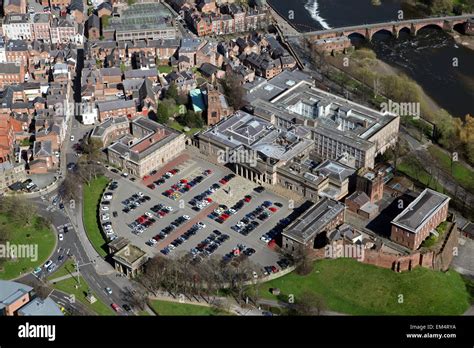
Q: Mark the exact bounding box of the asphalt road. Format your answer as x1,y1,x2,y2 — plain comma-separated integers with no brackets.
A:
19,197,134,316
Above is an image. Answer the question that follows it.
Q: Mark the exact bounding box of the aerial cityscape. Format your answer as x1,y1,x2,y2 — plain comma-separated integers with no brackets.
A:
0,0,473,344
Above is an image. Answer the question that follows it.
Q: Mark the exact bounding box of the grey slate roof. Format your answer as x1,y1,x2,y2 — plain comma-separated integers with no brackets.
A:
97,99,135,112
392,188,450,233
283,197,345,243
17,297,63,316
0,280,32,309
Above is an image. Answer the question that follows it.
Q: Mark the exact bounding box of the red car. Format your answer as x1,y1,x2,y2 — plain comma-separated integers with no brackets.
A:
158,211,166,217
271,266,278,273
244,196,252,202
143,175,150,180
221,214,229,220
219,178,228,184
111,303,121,312
269,207,278,212
206,197,212,202
180,179,188,183
170,169,178,174
147,184,155,189
171,184,179,190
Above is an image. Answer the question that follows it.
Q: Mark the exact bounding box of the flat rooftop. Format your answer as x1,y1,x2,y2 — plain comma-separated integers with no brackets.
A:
244,70,313,104
113,244,147,266
392,188,450,233
200,111,313,162
251,80,398,151
283,197,345,243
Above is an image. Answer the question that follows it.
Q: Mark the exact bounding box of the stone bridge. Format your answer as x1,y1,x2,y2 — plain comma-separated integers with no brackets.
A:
294,14,473,41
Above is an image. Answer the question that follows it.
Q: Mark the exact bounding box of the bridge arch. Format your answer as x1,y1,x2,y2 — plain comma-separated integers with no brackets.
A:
347,31,368,42
414,23,444,35
453,22,466,34
371,28,394,40
397,26,412,37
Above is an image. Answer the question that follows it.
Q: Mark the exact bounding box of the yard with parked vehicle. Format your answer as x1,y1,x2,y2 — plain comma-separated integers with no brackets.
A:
258,258,470,315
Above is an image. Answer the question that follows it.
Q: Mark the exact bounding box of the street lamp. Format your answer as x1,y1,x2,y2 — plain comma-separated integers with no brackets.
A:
72,255,96,287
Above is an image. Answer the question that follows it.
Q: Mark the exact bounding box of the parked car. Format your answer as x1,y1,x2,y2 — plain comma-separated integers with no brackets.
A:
111,303,121,312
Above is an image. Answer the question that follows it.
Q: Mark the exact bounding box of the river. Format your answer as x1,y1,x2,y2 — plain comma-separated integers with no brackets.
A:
268,0,474,118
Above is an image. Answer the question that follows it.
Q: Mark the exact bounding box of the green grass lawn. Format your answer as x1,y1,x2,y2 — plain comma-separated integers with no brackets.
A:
82,176,110,258
428,145,474,192
47,259,76,281
397,158,445,192
259,259,470,315
169,121,203,136
149,300,229,316
0,215,55,280
138,310,151,316
51,275,115,316
158,65,173,74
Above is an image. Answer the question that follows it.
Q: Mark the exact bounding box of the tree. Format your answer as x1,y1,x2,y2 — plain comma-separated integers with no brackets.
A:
177,110,204,129
0,224,11,269
156,102,172,124
290,291,326,316
428,0,453,14
122,286,148,311
220,73,246,110
0,196,37,226
165,83,179,103
59,173,81,201
75,158,104,186
81,138,103,162
291,245,313,276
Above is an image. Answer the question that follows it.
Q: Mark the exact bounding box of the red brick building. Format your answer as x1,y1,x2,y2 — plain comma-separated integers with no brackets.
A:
356,168,384,203
390,189,450,250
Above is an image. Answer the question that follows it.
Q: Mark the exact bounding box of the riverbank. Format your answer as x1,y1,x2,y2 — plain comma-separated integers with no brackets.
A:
325,50,442,118
449,32,474,50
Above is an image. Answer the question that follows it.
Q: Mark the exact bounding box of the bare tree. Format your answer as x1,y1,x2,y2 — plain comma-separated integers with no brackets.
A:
291,245,313,276
81,138,103,162
22,280,52,300
75,159,104,186
290,291,326,316
0,196,38,226
122,286,148,311
58,173,81,201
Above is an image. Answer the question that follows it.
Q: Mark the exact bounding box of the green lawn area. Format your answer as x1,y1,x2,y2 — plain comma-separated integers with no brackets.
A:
83,176,110,258
138,310,151,316
397,158,445,192
427,145,474,192
0,215,55,280
47,259,76,281
259,259,470,315
51,276,115,316
169,121,203,136
158,65,173,74
149,300,229,316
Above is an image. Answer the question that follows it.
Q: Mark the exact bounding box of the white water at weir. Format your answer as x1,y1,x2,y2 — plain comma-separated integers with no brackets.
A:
304,0,332,30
